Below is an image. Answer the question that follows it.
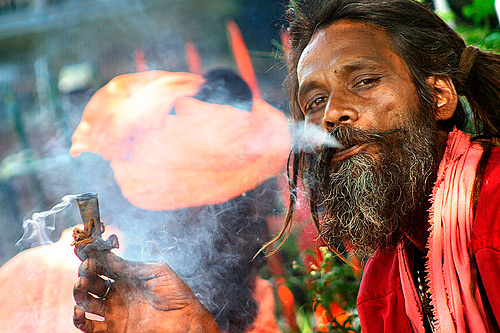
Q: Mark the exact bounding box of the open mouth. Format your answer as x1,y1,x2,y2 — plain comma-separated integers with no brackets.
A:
330,143,369,162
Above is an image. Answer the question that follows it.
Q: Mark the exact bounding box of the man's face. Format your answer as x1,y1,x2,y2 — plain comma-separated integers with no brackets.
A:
296,20,439,255
297,20,420,155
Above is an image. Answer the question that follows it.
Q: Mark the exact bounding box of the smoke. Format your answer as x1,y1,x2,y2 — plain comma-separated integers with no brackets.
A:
16,194,78,251
12,175,278,333
293,121,344,151
117,179,279,333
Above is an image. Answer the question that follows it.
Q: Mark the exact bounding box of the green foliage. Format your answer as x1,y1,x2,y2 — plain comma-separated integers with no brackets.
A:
456,25,500,52
458,0,500,52
289,247,361,332
462,0,496,26
272,228,362,333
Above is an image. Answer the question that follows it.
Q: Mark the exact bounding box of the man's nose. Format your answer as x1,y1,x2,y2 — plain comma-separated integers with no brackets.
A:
322,99,359,131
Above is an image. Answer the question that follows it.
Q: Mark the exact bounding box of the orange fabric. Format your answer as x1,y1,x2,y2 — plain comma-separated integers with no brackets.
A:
246,277,281,333
398,129,492,332
0,226,119,333
0,229,79,332
275,276,298,331
70,71,203,161
70,71,290,210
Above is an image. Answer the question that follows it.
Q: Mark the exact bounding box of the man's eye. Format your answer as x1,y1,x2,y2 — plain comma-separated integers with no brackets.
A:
354,77,380,88
306,97,326,112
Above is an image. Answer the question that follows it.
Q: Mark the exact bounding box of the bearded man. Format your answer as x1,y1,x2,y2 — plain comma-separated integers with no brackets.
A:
73,0,500,332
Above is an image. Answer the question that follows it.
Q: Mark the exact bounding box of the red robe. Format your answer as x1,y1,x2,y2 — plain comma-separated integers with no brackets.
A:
357,147,500,331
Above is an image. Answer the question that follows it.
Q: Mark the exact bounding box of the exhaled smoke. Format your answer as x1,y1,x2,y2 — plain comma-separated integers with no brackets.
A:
293,121,344,151
16,194,78,251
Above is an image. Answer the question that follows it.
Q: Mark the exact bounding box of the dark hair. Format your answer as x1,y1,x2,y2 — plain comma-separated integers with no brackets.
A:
194,68,253,111
140,179,278,333
266,0,500,256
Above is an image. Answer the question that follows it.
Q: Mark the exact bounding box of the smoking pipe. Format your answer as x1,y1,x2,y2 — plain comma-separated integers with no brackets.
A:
73,192,119,262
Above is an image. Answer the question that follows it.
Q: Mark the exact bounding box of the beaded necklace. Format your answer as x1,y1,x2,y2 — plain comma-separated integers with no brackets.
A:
413,247,436,332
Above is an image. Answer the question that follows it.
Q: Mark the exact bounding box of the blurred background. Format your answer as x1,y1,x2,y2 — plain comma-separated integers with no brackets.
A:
0,0,292,266
0,1,498,331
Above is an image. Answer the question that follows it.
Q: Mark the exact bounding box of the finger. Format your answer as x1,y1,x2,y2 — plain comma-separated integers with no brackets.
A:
78,251,127,280
79,259,111,297
92,251,175,284
100,251,142,279
79,258,104,277
74,305,107,333
79,249,167,281
73,276,106,316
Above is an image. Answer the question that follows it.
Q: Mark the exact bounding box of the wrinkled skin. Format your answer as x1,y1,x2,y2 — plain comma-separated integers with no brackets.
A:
73,245,220,333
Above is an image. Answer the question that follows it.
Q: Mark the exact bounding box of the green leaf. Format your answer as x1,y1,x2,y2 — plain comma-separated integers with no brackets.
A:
462,0,496,26
296,307,313,333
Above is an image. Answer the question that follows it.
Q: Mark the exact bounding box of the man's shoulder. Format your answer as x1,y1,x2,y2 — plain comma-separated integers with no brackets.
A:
483,146,500,182
471,146,500,253
476,146,500,203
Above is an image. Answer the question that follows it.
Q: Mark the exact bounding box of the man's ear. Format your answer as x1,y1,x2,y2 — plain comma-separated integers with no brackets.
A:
426,75,457,121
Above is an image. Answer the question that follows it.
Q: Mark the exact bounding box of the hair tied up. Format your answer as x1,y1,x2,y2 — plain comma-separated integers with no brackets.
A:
457,46,480,83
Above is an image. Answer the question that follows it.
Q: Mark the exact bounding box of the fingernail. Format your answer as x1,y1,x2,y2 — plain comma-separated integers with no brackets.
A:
82,259,89,270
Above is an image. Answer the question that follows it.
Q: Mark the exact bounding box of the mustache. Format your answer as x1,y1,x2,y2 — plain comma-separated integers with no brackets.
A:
315,125,406,164
330,125,406,148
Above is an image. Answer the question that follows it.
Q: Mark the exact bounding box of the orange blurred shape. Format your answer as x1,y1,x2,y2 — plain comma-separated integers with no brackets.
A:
185,40,202,75
314,302,351,332
266,251,286,276
0,226,121,332
275,277,298,332
247,277,282,333
280,29,291,57
298,221,326,270
134,48,147,72
70,71,290,210
226,19,260,99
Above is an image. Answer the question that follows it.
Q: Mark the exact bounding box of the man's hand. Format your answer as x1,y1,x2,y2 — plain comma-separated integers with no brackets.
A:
73,251,220,332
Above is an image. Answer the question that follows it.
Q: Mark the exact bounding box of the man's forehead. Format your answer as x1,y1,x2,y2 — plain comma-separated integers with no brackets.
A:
297,20,403,83
299,21,393,63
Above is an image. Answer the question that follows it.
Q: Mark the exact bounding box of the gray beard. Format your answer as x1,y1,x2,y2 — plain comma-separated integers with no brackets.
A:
309,115,439,257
